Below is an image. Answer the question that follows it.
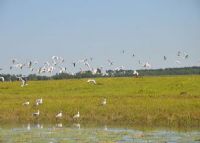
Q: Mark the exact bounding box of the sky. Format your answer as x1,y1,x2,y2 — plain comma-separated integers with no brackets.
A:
0,0,200,75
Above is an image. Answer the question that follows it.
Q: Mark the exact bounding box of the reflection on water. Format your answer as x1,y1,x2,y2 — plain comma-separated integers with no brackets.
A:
55,123,62,128
0,123,199,143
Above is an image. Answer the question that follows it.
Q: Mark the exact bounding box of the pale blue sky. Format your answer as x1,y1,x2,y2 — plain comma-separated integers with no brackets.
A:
0,0,200,74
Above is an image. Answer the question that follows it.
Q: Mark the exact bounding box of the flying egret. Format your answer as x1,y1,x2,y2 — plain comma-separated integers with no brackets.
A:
177,51,181,57
0,76,4,82
107,59,114,66
92,68,101,75
77,58,87,63
164,56,167,61
59,67,67,73
176,60,181,64
133,70,139,77
52,56,59,61
27,61,32,68
138,60,142,65
115,66,124,71
72,62,76,67
59,57,64,63
184,53,189,59
33,61,38,65
12,59,18,64
16,63,25,69
84,62,92,70
143,62,151,68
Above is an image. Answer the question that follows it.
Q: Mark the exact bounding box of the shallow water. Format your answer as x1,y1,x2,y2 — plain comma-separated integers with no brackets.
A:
0,123,199,143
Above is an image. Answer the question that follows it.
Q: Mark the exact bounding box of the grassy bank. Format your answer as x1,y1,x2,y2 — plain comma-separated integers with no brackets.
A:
0,75,200,127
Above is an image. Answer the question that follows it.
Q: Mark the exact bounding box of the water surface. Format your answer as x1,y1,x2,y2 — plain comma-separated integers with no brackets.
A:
0,123,199,143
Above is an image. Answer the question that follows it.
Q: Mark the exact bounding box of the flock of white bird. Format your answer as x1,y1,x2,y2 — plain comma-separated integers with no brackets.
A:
0,50,193,84
22,97,79,120
23,97,106,122
0,50,193,124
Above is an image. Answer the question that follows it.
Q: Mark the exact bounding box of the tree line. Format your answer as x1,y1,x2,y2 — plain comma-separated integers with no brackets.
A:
0,66,200,81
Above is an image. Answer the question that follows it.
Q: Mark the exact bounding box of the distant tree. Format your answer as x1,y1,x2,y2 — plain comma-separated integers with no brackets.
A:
0,67,199,81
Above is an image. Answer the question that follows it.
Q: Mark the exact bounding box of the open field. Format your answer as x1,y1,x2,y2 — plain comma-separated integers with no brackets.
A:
0,75,200,127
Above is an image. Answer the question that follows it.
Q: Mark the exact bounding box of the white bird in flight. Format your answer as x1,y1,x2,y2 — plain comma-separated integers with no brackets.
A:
164,56,167,61
84,61,92,71
107,59,114,66
177,51,181,57
176,60,181,64
183,52,189,59
0,76,4,82
133,70,139,76
59,66,67,73
77,58,87,63
143,62,151,68
72,62,76,67
12,58,18,64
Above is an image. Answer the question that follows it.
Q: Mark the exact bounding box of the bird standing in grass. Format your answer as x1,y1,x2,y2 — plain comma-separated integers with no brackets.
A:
36,98,43,105
87,79,96,84
32,110,40,117
56,111,62,119
17,76,28,87
101,98,107,106
23,101,30,106
73,111,80,120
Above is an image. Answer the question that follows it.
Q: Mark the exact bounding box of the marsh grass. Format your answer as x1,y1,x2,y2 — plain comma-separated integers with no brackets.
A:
0,75,199,127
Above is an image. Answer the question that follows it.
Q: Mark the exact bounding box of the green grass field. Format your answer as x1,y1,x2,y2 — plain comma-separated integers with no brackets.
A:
0,75,200,127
